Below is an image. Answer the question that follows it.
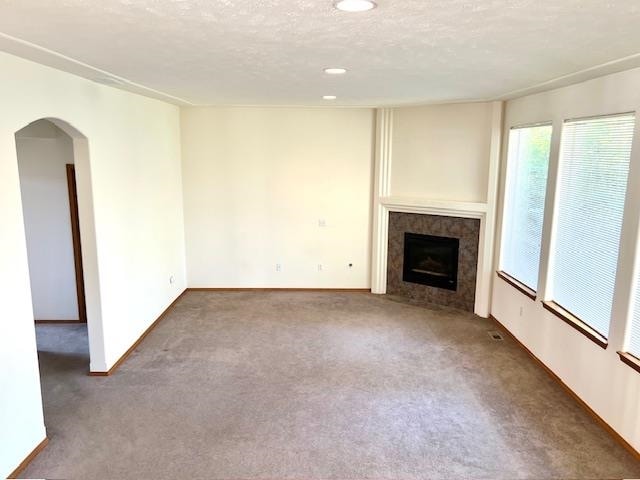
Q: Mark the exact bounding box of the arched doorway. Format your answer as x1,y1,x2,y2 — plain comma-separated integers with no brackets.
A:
14,117,106,373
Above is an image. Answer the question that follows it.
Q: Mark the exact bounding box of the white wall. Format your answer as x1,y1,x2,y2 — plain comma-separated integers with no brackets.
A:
492,67,640,452
0,51,186,478
181,107,374,288
390,103,494,202
16,120,79,321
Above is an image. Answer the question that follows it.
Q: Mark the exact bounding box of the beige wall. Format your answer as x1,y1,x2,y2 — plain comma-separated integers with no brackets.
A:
492,66,640,452
181,107,374,288
16,121,78,321
390,103,494,202
0,51,186,478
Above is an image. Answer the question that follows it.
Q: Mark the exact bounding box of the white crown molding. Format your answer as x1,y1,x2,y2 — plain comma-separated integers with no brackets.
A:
0,32,194,106
4,29,640,108
495,52,640,101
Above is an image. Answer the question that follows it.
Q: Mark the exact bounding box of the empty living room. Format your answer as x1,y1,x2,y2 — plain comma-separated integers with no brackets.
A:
2,1,640,479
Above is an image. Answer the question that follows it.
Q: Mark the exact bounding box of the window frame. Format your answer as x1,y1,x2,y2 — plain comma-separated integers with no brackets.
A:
618,222,640,372
498,121,553,299
544,111,637,349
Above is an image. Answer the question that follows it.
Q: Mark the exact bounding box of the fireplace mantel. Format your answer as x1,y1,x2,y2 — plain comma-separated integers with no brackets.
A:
370,106,503,318
373,198,488,313
380,196,487,219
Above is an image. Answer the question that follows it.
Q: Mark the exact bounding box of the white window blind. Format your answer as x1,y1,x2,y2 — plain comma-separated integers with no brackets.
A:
501,124,552,290
551,113,635,337
630,262,640,358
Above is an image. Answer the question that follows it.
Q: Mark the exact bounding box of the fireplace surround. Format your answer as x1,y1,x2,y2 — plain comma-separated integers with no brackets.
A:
387,212,480,312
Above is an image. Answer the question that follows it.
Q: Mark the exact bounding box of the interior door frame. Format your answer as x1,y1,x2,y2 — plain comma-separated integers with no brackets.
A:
66,163,87,323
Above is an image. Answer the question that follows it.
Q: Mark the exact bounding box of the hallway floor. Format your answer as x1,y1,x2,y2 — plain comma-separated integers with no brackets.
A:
24,291,640,479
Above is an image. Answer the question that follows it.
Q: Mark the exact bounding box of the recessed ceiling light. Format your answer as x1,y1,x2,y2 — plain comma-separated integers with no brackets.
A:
323,95,337,100
333,0,377,12
324,68,347,75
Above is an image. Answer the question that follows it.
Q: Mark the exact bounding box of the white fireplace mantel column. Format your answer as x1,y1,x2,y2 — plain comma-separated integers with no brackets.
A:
370,108,393,297
370,102,504,318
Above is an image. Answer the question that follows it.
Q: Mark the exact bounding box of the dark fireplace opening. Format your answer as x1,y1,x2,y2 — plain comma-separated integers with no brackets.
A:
402,232,459,291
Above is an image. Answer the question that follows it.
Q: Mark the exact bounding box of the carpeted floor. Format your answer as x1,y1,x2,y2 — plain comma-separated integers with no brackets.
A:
24,291,640,479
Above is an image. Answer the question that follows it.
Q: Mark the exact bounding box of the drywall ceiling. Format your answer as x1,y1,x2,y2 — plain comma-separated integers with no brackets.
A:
0,0,639,106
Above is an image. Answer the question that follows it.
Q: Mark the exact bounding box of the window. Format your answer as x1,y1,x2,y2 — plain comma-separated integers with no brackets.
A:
550,113,635,339
501,124,552,291
628,258,640,359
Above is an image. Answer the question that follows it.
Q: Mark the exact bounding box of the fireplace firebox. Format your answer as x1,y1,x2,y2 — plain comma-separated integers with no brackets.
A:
402,232,459,291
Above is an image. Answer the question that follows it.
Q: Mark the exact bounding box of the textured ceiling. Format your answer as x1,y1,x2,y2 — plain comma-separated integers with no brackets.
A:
1,0,640,106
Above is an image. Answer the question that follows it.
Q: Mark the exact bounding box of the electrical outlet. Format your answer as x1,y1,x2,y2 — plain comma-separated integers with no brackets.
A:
276,264,282,272
317,264,323,271
169,275,175,284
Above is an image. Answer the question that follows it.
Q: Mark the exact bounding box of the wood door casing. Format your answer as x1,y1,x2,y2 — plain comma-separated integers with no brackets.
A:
66,164,87,323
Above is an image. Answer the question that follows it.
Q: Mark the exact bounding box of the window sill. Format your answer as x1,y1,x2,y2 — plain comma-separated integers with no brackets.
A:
496,271,536,300
541,301,608,349
618,351,640,374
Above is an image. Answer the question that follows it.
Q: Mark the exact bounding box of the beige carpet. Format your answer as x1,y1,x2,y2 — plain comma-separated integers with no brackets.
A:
23,291,640,479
